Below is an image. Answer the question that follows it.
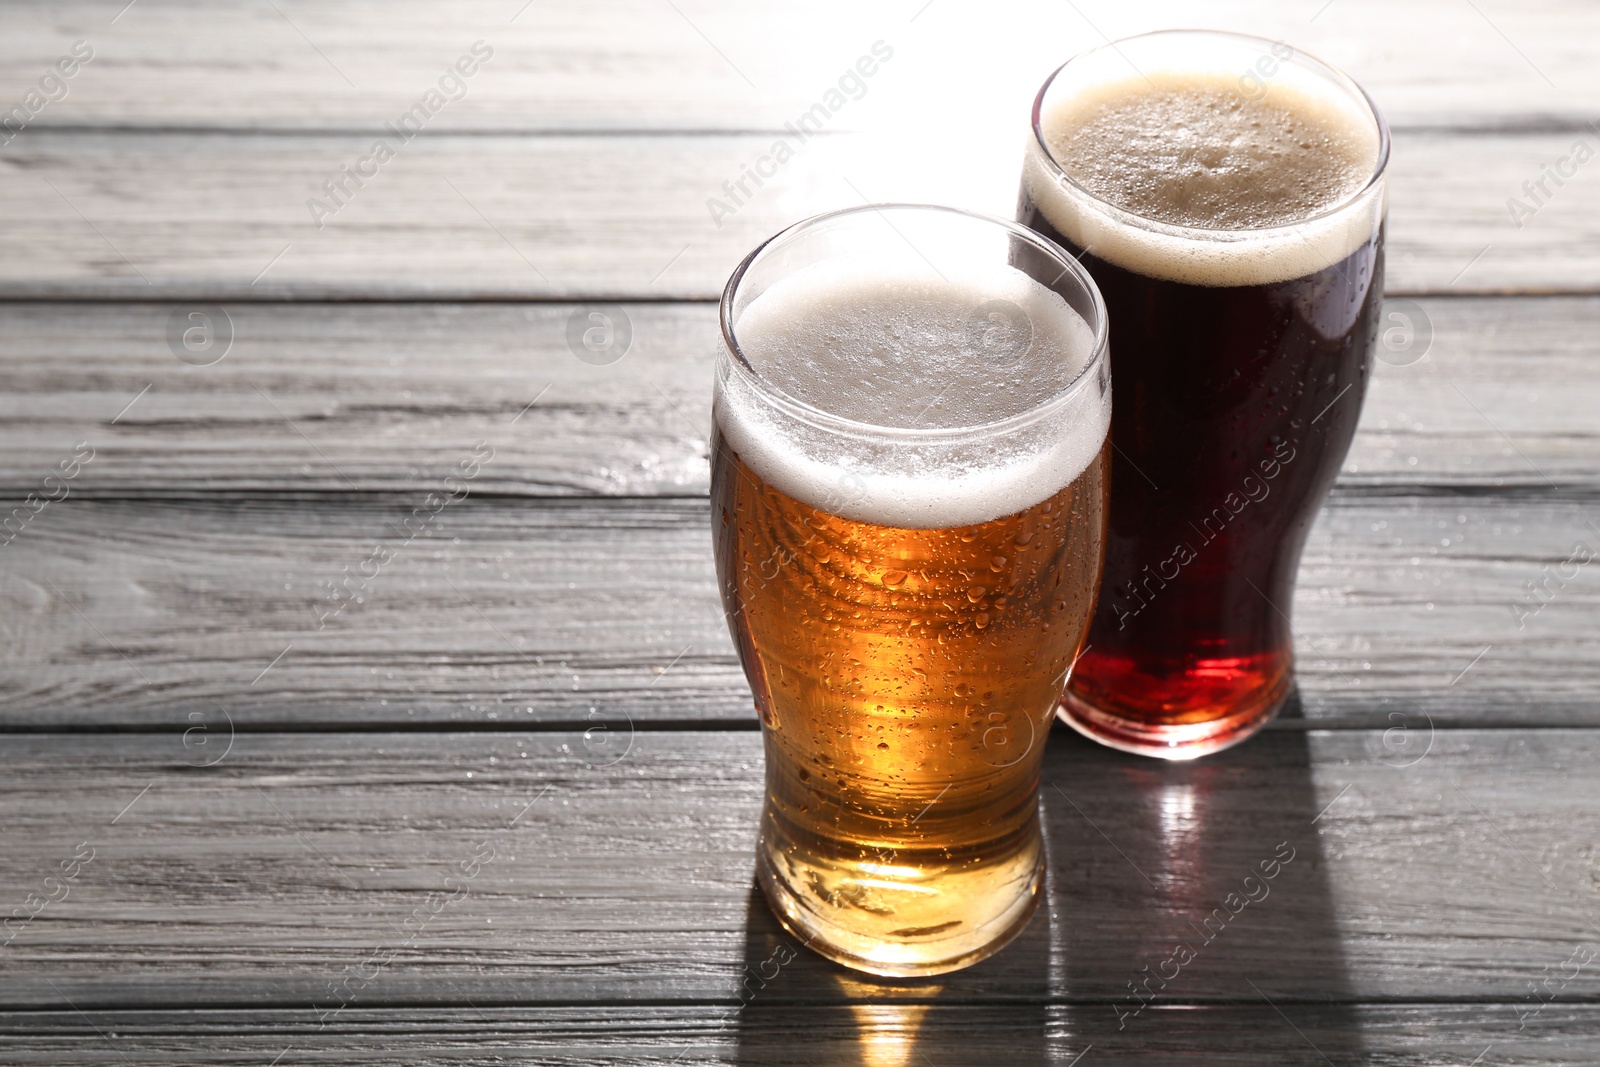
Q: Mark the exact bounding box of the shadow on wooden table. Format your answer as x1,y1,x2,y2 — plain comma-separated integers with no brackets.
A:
731,701,1364,1065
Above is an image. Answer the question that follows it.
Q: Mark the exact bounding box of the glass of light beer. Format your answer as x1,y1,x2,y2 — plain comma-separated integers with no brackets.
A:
1017,31,1389,758
712,204,1111,975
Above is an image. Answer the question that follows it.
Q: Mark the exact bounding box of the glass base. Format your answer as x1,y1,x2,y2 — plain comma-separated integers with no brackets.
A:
1057,672,1289,760
754,810,1044,977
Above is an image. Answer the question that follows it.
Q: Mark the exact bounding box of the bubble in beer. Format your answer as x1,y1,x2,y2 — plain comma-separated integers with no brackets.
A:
720,258,1107,528
1041,71,1373,231
1025,68,1384,287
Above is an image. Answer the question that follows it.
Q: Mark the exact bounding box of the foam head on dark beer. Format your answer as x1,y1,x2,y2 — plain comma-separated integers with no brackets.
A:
1026,59,1385,287
717,258,1109,530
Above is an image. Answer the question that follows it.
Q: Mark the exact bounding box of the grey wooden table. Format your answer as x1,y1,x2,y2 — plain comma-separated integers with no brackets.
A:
2,2,1598,1063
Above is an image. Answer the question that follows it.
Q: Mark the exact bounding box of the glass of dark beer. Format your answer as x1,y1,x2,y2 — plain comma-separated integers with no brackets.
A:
1017,31,1389,758
713,205,1111,974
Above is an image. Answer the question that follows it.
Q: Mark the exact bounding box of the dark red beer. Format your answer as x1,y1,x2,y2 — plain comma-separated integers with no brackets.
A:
1017,31,1389,756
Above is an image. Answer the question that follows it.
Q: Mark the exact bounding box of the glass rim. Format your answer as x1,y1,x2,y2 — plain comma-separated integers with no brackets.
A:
718,202,1111,443
1029,28,1392,243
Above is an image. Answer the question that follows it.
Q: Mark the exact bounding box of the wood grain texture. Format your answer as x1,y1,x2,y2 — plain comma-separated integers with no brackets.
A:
0,1004,1595,1066
3,492,1599,728
0,301,715,498
0,728,1595,1012
1,296,1595,498
0,128,1593,300
1,498,740,726
1,0,1595,131
1,0,1594,1052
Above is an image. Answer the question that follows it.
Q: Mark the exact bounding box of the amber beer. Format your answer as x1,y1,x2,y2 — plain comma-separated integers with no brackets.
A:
1017,31,1390,758
712,205,1110,976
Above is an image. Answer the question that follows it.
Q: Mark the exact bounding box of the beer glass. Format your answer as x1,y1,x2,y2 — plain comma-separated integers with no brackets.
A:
712,204,1110,975
1017,31,1389,758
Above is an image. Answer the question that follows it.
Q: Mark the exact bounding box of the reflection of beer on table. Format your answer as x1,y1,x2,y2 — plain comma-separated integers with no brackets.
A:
1019,49,1387,757
713,255,1108,975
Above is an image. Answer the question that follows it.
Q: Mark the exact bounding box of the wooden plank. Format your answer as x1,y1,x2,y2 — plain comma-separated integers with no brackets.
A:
4,492,1598,728
0,1004,1595,1066
1294,491,1600,726
0,498,745,726
2,0,1596,131
0,728,1595,1011
0,296,1594,498
0,302,715,499
0,128,1594,299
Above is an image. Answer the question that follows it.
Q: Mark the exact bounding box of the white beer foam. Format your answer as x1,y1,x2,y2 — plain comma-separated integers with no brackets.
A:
716,257,1109,529
1026,70,1384,287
